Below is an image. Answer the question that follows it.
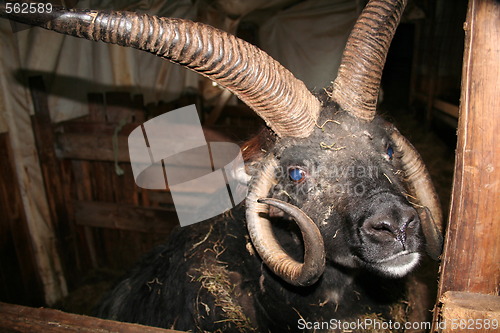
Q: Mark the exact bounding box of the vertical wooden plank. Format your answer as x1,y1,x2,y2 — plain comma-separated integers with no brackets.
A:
132,94,145,123
105,92,134,123
434,0,500,329
424,0,438,126
113,162,147,269
408,20,421,107
29,76,78,287
59,158,82,272
88,93,106,122
72,160,98,269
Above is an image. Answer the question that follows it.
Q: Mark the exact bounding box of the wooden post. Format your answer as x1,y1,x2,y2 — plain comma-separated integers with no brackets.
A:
433,0,500,331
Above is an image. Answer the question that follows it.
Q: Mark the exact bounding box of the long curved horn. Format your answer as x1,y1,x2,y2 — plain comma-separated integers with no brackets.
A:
246,157,325,286
390,130,444,259
331,0,407,121
1,4,320,138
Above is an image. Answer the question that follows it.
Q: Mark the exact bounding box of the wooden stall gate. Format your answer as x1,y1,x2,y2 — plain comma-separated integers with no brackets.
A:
30,76,182,280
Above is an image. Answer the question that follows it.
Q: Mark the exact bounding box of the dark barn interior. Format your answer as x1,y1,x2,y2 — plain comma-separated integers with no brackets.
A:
0,0,498,332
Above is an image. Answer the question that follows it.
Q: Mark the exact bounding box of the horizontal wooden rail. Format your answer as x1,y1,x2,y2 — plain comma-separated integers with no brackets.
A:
433,99,459,118
55,124,250,162
0,301,184,332
57,133,130,162
74,201,179,234
414,93,459,118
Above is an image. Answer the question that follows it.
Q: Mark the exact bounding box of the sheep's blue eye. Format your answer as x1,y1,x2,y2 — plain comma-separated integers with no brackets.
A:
387,145,394,159
288,167,306,183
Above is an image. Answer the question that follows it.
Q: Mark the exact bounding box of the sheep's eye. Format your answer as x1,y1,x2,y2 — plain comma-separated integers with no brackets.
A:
288,167,306,183
386,144,394,160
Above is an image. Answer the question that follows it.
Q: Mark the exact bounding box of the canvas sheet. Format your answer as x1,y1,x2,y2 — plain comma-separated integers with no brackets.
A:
0,0,359,133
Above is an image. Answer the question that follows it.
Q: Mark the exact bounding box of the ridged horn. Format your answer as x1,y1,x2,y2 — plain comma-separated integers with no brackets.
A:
390,130,444,259
1,3,320,138
246,157,325,286
331,0,407,121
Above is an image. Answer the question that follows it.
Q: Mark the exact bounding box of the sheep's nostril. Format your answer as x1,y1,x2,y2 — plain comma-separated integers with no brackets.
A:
363,217,399,241
362,208,419,247
372,221,395,234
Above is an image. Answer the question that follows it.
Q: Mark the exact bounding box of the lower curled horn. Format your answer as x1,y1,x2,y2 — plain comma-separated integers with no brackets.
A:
246,157,325,286
258,198,326,285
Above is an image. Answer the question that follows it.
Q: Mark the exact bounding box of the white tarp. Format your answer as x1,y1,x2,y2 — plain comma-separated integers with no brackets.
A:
0,0,359,133
0,0,198,129
259,0,358,91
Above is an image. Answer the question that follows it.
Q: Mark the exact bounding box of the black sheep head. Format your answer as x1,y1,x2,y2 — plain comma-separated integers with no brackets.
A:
248,104,426,282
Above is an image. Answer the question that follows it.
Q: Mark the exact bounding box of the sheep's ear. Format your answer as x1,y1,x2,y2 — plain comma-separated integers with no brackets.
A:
418,207,443,261
389,129,443,260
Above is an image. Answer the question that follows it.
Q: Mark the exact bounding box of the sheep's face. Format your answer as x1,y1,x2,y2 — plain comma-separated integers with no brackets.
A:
265,104,423,278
